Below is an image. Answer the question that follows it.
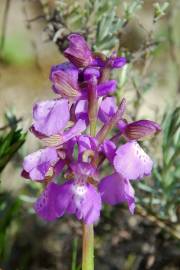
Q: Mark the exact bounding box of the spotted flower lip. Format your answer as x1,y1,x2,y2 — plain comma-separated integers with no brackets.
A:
118,119,161,140
99,173,135,214
113,141,153,180
35,178,102,224
35,182,62,221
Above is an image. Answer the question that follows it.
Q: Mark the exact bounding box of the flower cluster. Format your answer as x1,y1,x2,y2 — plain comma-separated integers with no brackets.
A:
22,34,161,225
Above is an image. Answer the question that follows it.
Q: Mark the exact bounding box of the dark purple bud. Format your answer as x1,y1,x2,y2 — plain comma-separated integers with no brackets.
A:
111,56,127,69
88,77,98,118
120,120,161,140
83,67,100,81
96,98,126,144
64,34,93,68
92,52,107,68
97,80,117,97
98,97,117,123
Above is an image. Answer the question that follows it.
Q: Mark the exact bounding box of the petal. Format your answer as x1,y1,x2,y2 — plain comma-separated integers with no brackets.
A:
70,162,96,178
79,184,102,224
83,67,100,81
50,62,80,99
120,120,161,140
63,138,77,160
111,57,126,68
98,97,117,123
54,159,66,176
97,80,117,97
64,34,93,68
75,99,89,122
62,119,87,143
56,181,102,224
71,183,102,224
56,181,76,215
50,62,77,81
99,173,135,214
32,99,70,137
70,161,99,183
77,135,97,161
22,148,58,181
114,141,153,180
101,140,116,163
35,182,62,221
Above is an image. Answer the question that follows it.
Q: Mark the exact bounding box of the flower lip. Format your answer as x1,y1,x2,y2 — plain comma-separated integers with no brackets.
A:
35,180,102,224
114,141,153,180
99,173,135,214
72,184,88,198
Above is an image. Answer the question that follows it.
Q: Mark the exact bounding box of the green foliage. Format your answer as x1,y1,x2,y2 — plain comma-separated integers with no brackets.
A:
44,0,148,53
153,2,170,22
0,193,22,262
0,34,34,65
0,112,26,173
138,106,180,222
123,0,144,21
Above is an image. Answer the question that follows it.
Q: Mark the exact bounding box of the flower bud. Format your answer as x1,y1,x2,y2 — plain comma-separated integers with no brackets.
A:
120,120,161,140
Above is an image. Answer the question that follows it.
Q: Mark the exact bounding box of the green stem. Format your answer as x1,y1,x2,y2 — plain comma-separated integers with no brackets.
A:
71,237,78,270
90,121,96,136
82,77,97,270
88,78,98,137
82,224,94,270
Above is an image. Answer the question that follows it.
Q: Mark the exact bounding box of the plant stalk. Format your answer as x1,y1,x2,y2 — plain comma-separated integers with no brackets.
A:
82,224,94,270
82,77,97,270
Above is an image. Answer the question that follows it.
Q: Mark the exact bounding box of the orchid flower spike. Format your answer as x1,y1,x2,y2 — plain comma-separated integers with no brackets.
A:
22,33,161,225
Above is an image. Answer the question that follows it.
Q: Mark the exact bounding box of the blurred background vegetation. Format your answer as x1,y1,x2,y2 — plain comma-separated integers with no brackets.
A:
0,0,179,269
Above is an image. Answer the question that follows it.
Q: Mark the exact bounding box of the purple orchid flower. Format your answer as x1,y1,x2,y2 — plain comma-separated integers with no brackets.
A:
64,34,94,68
50,65,117,102
64,33,126,70
31,99,86,145
22,147,59,181
99,138,152,213
35,162,102,224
